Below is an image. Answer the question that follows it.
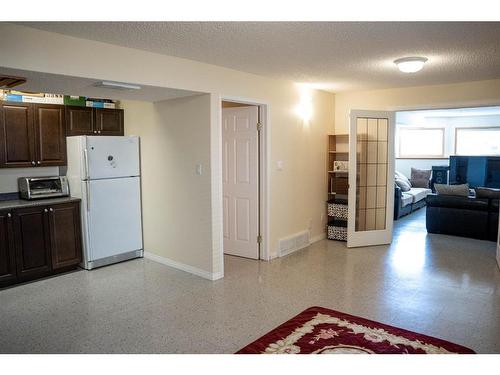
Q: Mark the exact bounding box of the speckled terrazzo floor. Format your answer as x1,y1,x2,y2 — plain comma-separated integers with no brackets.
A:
0,208,499,353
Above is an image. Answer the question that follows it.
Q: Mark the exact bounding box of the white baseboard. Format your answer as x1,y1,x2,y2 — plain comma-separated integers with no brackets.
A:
310,233,326,244
144,251,223,281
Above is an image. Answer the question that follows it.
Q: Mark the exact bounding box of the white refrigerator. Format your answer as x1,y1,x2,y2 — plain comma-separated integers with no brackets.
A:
66,136,143,270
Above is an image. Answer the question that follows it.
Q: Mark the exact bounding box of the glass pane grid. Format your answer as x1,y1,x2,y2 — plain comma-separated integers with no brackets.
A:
356,117,388,232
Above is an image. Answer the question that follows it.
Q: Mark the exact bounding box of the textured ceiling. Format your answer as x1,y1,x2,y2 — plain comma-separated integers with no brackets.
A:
17,22,500,92
0,67,200,102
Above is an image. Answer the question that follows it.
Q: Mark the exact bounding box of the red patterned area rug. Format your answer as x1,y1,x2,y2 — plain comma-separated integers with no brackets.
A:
237,306,475,354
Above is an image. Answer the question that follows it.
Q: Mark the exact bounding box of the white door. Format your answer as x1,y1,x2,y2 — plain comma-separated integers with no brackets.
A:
347,110,395,248
222,106,259,259
86,136,140,179
86,177,143,261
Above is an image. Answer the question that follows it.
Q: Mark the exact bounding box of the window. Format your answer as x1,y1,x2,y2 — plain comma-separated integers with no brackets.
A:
455,128,500,155
397,128,445,158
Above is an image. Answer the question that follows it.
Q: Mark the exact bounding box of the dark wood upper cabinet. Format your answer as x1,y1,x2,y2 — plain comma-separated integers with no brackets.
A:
0,102,36,168
65,106,94,136
0,101,124,168
33,104,66,166
95,108,124,136
49,202,82,269
12,206,52,281
0,210,16,287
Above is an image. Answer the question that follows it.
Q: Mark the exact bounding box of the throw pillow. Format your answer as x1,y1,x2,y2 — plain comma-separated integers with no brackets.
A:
434,183,470,197
410,168,431,188
475,187,500,199
395,177,412,192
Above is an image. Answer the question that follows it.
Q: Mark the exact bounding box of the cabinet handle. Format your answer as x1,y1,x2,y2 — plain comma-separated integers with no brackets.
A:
37,161,41,165
7,213,11,218
98,130,101,134
94,130,97,134
44,209,48,213
31,161,36,165
49,208,54,212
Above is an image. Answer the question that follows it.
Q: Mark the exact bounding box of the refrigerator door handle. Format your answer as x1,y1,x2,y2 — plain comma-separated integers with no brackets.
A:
86,180,91,212
83,148,90,180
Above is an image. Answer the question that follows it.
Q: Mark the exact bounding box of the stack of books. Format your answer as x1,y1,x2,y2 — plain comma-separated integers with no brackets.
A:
2,91,64,104
1,90,118,109
85,98,116,109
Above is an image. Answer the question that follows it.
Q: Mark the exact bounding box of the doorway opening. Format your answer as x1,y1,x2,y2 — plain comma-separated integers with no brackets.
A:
221,100,268,260
393,106,500,245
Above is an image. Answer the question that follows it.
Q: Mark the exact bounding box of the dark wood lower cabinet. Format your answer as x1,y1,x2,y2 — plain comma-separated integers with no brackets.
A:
12,206,53,281
0,201,82,288
49,203,82,269
0,210,16,287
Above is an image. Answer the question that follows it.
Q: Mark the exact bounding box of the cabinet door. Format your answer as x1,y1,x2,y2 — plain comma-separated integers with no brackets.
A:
95,108,124,136
0,102,36,168
49,202,82,269
12,206,52,280
0,210,16,286
65,106,95,136
33,104,67,166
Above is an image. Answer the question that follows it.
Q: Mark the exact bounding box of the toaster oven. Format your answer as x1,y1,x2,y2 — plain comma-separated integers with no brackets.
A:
18,176,70,200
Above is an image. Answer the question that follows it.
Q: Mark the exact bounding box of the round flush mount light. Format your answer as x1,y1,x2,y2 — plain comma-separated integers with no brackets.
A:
394,57,428,73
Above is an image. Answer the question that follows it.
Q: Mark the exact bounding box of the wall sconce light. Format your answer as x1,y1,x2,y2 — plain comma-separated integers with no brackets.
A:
295,90,313,123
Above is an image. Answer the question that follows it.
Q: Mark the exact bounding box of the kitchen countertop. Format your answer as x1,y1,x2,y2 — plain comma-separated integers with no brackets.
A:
0,197,81,211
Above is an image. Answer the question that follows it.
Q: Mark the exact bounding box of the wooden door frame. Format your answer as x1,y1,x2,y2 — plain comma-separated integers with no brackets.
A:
219,96,269,262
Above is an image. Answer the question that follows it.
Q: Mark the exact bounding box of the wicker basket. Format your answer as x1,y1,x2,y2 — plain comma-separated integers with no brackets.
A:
327,218,347,241
327,202,348,219
327,225,347,241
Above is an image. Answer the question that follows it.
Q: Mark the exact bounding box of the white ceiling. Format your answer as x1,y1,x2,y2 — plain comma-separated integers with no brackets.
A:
17,22,500,92
0,67,200,102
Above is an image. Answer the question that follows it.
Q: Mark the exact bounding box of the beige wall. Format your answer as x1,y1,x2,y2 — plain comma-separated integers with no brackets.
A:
334,79,500,134
0,167,59,193
0,23,334,277
123,96,215,276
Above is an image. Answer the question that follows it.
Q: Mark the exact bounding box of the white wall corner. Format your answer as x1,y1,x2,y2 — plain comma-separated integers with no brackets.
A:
210,93,224,279
144,251,222,281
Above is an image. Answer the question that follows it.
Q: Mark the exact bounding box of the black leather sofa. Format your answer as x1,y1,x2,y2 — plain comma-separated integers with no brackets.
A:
426,194,499,241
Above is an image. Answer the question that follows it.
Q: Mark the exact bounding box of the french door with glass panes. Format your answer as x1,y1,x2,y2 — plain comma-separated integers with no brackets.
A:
347,110,395,248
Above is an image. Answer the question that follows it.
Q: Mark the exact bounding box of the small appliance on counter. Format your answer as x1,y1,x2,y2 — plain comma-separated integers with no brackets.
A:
18,176,70,200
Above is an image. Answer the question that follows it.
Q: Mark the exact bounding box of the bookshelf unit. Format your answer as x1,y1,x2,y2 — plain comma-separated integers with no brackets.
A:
327,134,349,241
327,134,349,198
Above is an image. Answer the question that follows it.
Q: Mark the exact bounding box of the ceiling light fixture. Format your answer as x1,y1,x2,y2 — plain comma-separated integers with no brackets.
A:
94,81,141,90
394,57,428,73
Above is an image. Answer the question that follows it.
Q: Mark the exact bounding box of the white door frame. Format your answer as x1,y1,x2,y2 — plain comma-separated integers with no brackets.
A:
220,95,270,261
